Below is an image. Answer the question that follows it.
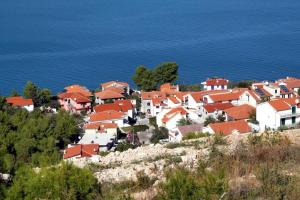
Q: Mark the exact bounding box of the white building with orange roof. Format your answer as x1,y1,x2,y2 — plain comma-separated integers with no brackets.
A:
95,90,125,104
157,107,189,130
159,83,179,93
88,110,126,127
204,120,252,135
201,78,229,91
6,96,34,112
101,81,130,95
58,92,91,114
64,84,92,97
167,96,181,108
150,97,167,116
256,98,300,131
140,91,166,115
276,77,300,93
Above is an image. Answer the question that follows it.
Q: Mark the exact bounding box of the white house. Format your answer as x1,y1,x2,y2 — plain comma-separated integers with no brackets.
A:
256,98,300,131
201,103,233,120
157,107,188,130
63,144,99,162
150,97,167,116
88,110,126,127
201,78,229,91
6,96,34,112
169,124,203,143
167,96,181,108
204,120,252,135
140,91,166,115
101,81,130,95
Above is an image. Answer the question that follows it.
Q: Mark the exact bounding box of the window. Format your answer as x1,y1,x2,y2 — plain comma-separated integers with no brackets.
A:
275,89,277,94
156,106,159,109
221,85,224,90
147,102,150,106
292,117,296,124
212,86,215,90
147,109,150,113
292,106,296,114
281,118,286,126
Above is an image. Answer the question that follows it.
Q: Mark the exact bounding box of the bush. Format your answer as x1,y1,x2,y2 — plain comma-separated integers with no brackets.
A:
115,142,136,152
183,132,209,140
149,117,157,127
204,116,216,126
150,127,168,143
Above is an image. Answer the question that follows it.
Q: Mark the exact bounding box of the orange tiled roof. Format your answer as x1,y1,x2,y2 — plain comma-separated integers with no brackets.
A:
277,77,300,89
205,78,229,86
152,97,167,106
64,85,92,97
224,104,255,120
162,107,187,123
209,120,252,135
268,98,300,111
63,144,99,159
84,122,118,129
168,96,180,104
203,102,234,113
189,90,226,103
209,91,243,102
105,87,125,94
101,81,129,89
58,92,91,103
94,100,133,113
95,90,124,100
141,91,166,100
160,83,179,92
89,110,125,122
6,96,33,107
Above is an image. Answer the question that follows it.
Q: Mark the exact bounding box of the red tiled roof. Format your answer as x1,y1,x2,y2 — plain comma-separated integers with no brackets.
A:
101,81,129,89
205,78,229,86
277,77,300,89
189,90,227,103
105,87,125,94
268,98,300,111
95,90,124,100
160,83,178,92
94,100,133,113
58,92,91,103
64,85,92,97
162,107,187,123
89,110,125,122
224,104,255,120
152,97,167,106
63,144,99,159
209,91,243,102
6,96,33,107
168,96,180,104
209,120,252,135
203,102,234,113
84,122,118,129
141,91,166,100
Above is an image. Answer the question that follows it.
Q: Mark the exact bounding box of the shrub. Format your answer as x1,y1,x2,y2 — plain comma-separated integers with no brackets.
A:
183,132,209,140
150,127,168,143
204,116,216,126
149,117,157,127
115,142,136,152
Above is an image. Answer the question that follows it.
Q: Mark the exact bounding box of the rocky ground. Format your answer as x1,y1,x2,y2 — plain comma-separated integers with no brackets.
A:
71,129,300,200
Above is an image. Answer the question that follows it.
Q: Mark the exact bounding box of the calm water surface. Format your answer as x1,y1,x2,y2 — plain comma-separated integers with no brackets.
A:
1,0,300,94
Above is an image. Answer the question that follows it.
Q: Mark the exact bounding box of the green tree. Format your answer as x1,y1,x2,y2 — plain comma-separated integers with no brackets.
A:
10,89,20,97
204,116,216,127
132,62,179,91
7,163,101,200
177,118,192,126
298,88,300,96
150,127,168,143
23,81,52,107
153,62,178,86
179,84,202,92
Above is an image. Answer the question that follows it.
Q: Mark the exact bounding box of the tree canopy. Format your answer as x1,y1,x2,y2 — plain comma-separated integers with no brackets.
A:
23,81,52,107
7,163,101,200
132,62,178,91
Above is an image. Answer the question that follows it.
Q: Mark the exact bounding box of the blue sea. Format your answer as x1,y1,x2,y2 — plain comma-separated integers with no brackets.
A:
1,0,300,95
